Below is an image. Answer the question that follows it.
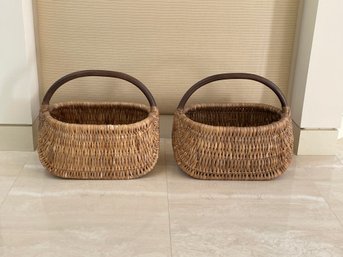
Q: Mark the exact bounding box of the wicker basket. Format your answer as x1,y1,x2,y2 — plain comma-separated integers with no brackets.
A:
172,73,293,180
38,70,159,179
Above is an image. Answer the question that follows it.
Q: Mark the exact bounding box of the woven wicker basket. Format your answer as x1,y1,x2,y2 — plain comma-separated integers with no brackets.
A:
172,73,293,180
38,70,159,179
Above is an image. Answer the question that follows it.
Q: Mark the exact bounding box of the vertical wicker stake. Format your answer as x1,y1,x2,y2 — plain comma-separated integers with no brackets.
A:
172,73,293,180
38,70,159,179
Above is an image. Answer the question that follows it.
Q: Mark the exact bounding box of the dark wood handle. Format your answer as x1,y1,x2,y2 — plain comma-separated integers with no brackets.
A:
42,70,157,107
177,73,288,109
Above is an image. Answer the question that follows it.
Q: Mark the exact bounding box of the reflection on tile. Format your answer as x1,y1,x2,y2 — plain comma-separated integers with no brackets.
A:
0,196,171,257
0,151,35,166
0,164,23,205
291,155,343,169
170,224,343,257
165,139,343,256
314,181,343,224
0,164,23,177
1,197,171,256
0,141,171,257
0,138,343,256
0,177,16,206
0,228,171,257
166,177,342,231
284,166,343,182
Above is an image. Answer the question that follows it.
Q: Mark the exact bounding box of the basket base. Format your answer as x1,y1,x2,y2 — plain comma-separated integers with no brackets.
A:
172,104,294,180
38,103,160,180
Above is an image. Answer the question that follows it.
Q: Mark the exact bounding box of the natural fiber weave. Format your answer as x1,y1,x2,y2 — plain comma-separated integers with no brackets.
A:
172,73,293,180
37,70,159,179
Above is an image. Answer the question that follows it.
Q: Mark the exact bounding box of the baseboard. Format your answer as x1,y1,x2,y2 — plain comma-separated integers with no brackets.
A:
162,116,339,155
32,116,39,149
0,117,38,151
0,124,34,151
160,115,173,138
1,116,338,155
293,122,338,155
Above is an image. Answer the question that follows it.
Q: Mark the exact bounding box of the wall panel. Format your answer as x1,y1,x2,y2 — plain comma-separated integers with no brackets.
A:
34,0,299,114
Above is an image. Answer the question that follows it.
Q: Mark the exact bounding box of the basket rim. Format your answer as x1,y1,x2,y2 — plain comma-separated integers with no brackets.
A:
175,103,291,132
40,101,159,131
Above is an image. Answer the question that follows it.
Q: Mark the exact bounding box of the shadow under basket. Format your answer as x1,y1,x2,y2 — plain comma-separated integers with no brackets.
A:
38,70,159,179
172,73,294,180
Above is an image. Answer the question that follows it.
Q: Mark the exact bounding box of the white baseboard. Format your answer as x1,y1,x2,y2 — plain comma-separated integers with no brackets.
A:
0,117,38,151
160,115,173,138
293,122,338,155
338,114,343,139
1,115,338,155
0,125,35,151
161,116,340,155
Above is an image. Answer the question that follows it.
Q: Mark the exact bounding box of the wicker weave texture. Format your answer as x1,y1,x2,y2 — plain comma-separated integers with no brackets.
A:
37,70,159,179
172,104,293,180
38,102,159,179
172,73,294,180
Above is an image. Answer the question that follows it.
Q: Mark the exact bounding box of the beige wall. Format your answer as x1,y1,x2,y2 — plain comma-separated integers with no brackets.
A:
34,0,299,114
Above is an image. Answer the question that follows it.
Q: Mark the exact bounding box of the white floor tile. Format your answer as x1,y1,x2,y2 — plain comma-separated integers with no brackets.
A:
0,139,343,256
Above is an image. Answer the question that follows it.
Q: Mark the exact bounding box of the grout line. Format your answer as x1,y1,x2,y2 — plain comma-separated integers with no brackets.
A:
0,124,33,127
326,201,343,229
163,139,174,257
322,188,343,228
336,155,343,165
0,167,23,209
313,181,343,229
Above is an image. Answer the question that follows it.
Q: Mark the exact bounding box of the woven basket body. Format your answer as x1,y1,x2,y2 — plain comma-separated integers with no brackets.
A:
38,70,159,179
172,73,293,180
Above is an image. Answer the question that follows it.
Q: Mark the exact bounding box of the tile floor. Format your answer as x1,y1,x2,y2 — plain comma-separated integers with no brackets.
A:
0,139,343,257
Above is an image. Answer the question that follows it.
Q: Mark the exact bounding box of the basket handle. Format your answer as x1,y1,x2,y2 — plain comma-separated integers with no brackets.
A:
177,73,288,109
42,70,157,107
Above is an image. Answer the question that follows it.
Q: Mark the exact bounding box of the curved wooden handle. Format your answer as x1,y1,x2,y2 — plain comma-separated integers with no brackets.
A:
42,70,157,107
178,73,288,109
